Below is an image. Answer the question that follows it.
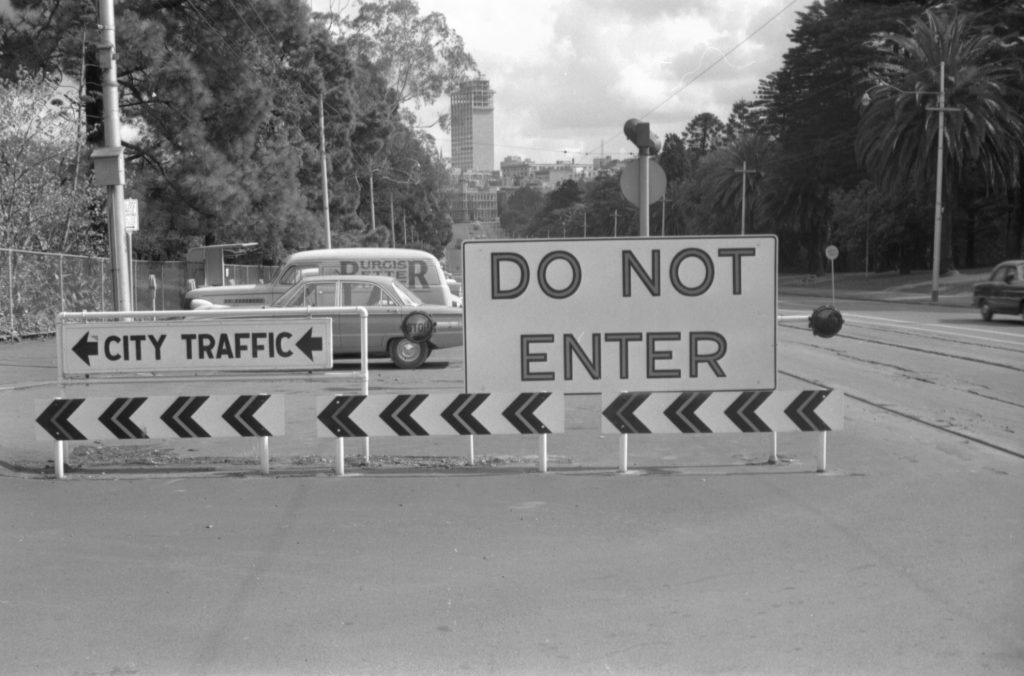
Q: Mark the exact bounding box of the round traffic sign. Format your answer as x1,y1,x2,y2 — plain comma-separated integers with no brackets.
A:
825,245,839,261
620,159,667,206
401,312,435,343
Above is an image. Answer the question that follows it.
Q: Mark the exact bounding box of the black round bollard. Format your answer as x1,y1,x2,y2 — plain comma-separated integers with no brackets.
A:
808,305,843,338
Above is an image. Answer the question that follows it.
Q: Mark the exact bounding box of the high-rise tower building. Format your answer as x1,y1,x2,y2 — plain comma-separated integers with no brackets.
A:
450,79,494,172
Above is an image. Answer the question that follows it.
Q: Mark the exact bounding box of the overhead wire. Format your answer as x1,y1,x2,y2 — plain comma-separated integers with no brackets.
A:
580,0,806,159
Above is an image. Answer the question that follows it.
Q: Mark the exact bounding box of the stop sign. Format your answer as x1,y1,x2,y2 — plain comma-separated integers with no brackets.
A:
620,159,667,206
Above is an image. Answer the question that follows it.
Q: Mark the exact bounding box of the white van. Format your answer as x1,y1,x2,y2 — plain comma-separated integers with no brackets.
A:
185,247,460,309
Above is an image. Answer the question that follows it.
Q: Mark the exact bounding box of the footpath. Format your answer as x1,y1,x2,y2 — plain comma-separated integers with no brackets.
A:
778,267,985,308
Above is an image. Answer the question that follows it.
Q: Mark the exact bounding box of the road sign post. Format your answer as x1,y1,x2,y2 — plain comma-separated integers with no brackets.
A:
825,244,839,304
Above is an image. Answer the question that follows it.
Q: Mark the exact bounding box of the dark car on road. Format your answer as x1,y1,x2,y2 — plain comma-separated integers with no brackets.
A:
973,260,1024,321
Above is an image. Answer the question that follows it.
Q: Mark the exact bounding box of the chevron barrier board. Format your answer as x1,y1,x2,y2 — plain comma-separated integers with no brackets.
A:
317,392,564,438
601,389,843,434
35,394,285,441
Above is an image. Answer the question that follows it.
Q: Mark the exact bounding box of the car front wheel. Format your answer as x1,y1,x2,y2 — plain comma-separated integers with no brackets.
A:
979,299,993,321
389,338,431,369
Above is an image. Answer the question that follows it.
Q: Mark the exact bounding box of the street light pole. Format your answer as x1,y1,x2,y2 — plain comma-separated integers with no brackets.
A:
318,92,331,248
97,0,132,311
927,61,959,302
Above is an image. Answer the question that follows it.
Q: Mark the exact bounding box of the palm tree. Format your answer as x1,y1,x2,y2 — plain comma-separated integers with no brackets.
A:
704,134,772,235
855,8,1024,273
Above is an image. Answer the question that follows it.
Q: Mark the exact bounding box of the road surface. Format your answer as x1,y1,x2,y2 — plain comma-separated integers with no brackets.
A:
1,295,1022,675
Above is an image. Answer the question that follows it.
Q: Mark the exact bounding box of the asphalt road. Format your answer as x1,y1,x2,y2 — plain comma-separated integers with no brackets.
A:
2,296,1023,675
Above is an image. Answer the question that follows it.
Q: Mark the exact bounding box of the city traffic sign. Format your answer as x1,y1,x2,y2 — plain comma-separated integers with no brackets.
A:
59,317,333,376
462,236,778,394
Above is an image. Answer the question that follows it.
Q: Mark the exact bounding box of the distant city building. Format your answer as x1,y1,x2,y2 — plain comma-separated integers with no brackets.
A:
499,156,588,190
450,79,494,172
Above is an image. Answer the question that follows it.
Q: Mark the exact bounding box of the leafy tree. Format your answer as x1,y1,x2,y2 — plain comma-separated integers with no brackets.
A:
1,0,459,264
91,0,325,261
528,179,583,237
703,135,772,235
0,70,102,253
657,132,689,184
830,179,929,273
581,175,631,237
500,185,544,236
0,0,93,81
755,0,923,272
723,99,769,142
682,112,724,157
857,6,1024,271
342,0,478,124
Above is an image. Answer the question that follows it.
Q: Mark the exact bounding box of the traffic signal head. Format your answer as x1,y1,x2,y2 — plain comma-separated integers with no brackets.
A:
808,305,843,338
623,118,661,153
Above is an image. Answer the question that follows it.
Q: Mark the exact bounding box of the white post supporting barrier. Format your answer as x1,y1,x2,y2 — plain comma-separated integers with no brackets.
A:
538,434,548,473
335,438,345,476
55,440,66,479
817,432,828,473
619,433,629,473
359,308,370,465
468,436,475,466
257,437,270,475
770,432,779,464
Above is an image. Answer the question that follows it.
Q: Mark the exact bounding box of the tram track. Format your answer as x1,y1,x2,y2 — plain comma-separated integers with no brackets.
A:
784,367,1024,460
778,318,1024,460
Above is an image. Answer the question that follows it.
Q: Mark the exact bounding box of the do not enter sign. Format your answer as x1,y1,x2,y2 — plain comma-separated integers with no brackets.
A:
462,236,777,394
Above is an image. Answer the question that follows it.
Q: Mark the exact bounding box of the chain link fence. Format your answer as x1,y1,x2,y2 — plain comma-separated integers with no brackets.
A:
0,248,275,339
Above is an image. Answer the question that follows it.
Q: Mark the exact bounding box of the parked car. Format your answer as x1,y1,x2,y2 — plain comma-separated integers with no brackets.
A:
193,275,463,368
973,260,1024,321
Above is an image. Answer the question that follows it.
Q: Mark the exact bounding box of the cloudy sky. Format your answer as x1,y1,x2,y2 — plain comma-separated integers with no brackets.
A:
0,0,814,167
318,0,815,166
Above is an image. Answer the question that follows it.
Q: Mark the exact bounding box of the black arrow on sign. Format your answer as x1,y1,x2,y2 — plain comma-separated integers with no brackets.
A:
664,392,712,433
98,397,149,439
441,393,490,435
36,398,86,440
317,395,367,437
784,390,832,431
223,395,272,436
160,396,210,437
381,394,429,436
503,392,552,434
72,332,99,365
602,392,651,434
724,391,772,432
295,328,324,361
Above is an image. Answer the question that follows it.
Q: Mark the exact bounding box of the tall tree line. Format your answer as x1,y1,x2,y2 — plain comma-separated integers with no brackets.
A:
0,0,476,262
501,0,1023,274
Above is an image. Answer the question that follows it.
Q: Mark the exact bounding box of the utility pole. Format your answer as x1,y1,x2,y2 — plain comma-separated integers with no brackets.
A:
734,161,758,236
96,0,132,311
926,61,959,302
318,92,331,248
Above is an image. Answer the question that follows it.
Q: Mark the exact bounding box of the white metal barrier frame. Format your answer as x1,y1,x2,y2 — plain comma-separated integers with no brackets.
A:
49,307,371,478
